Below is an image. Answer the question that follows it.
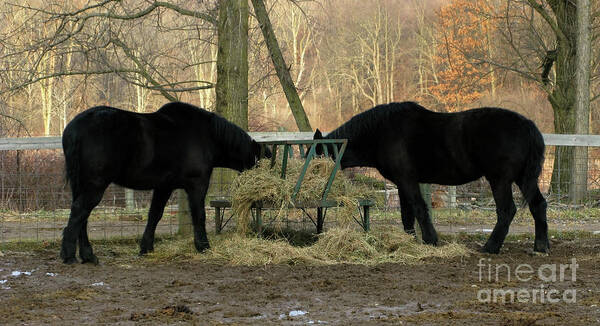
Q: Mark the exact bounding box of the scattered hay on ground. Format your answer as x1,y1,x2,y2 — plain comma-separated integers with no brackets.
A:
230,158,375,233
145,226,471,266
146,234,322,265
200,234,323,266
313,226,471,264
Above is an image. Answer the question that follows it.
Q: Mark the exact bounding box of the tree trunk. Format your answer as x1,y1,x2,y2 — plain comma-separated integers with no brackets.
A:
39,53,56,136
550,105,575,196
548,0,577,197
204,0,249,234
250,0,312,131
216,0,248,128
177,190,192,236
571,0,591,203
178,0,249,234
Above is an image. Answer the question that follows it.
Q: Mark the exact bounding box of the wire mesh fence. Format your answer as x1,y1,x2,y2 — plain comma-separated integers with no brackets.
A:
1,136,600,243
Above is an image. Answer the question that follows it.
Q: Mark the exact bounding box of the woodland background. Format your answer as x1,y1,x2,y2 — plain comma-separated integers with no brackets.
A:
0,0,598,197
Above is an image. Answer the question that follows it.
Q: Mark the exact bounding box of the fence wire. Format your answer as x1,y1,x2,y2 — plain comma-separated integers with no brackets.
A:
1,142,599,242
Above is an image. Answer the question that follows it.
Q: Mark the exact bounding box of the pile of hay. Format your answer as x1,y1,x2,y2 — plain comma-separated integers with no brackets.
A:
144,226,471,266
313,227,471,264
230,158,374,233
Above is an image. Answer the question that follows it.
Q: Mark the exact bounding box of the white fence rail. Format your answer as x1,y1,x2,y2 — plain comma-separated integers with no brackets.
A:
1,133,600,151
0,132,316,151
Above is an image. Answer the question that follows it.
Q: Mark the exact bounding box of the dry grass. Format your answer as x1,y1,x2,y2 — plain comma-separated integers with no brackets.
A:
230,158,375,233
145,226,471,266
313,226,471,264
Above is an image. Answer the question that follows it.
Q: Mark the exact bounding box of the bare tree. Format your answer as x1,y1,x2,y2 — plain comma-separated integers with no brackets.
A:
0,1,217,113
251,0,312,131
572,0,592,202
413,0,440,105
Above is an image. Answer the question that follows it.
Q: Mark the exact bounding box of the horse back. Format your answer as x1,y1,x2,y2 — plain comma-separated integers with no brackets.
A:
372,106,482,184
339,103,543,186
398,107,543,184
63,105,216,190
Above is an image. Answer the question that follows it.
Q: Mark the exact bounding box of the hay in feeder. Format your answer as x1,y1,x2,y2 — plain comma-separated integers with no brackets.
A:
230,158,375,233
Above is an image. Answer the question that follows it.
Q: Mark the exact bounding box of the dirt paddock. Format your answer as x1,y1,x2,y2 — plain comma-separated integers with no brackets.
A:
1,234,599,325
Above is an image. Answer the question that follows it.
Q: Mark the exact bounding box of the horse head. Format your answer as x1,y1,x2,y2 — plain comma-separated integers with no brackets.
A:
257,141,272,161
243,140,272,170
313,129,336,159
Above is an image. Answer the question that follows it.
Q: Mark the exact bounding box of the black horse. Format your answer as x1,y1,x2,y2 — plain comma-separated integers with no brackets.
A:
61,102,268,264
314,102,548,254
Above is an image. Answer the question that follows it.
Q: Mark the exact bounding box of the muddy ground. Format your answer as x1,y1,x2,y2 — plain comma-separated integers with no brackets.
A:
1,233,599,326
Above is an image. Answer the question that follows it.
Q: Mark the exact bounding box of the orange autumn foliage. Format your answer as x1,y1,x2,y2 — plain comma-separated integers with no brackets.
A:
428,0,494,112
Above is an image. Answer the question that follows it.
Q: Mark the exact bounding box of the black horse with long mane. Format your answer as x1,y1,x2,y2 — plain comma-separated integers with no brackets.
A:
61,102,268,264
314,102,548,254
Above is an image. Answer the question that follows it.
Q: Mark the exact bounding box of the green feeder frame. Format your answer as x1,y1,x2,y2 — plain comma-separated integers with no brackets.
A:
211,138,374,234
262,138,347,205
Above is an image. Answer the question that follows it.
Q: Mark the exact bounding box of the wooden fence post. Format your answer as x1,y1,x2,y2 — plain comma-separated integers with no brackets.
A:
125,189,135,210
177,190,192,236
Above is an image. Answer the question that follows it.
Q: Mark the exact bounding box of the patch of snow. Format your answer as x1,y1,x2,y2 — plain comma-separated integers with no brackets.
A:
475,229,493,233
593,230,600,235
11,270,32,277
45,272,57,277
91,282,106,287
1,280,9,290
289,310,307,317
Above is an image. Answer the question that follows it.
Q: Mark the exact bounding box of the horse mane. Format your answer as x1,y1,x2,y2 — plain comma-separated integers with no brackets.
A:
210,113,254,152
157,102,253,151
328,102,425,141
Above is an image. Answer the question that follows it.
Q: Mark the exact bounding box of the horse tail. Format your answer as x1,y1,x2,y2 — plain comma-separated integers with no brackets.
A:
519,119,545,203
62,125,81,197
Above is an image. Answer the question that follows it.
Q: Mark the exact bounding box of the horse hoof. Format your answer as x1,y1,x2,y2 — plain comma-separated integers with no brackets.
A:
63,257,79,265
480,245,500,254
139,246,153,256
528,249,549,257
422,235,438,246
194,242,210,253
81,255,99,265
533,240,550,253
533,247,550,255
404,229,416,236
423,240,438,246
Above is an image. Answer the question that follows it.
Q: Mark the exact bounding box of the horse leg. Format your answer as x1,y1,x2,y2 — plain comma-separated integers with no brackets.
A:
78,219,97,264
139,188,173,255
482,180,517,254
61,186,106,264
517,181,549,253
399,183,438,245
398,191,416,236
186,180,211,252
